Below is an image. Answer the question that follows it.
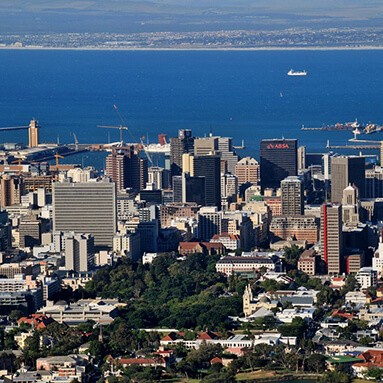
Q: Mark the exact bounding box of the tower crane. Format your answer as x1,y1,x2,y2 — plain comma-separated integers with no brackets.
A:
54,153,64,169
97,125,129,144
99,105,154,165
11,157,26,175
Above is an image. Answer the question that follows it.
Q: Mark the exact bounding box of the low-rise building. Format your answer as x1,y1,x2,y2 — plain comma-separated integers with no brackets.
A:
216,255,282,277
38,299,120,325
297,248,318,275
270,215,318,244
179,241,225,256
356,267,378,289
210,233,240,250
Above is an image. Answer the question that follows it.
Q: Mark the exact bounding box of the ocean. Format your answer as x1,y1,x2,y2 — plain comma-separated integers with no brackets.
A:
1,49,383,167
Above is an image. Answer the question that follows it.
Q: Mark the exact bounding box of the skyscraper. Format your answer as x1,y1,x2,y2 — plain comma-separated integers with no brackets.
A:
64,233,95,272
260,139,298,190
53,180,117,249
281,176,304,216
194,136,218,156
0,176,22,207
297,146,306,171
235,157,260,186
198,207,222,240
148,166,165,190
320,203,343,274
106,150,128,191
182,173,206,206
218,137,239,175
170,129,194,177
106,147,148,192
331,156,365,203
192,155,221,210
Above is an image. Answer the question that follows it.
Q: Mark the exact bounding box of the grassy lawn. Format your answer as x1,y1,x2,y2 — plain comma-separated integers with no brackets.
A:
353,380,372,383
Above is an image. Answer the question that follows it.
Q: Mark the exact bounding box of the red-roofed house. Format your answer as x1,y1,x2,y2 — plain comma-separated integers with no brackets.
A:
117,357,167,368
353,350,383,377
210,357,222,365
224,347,249,357
18,314,56,329
197,330,220,341
332,310,355,320
331,277,346,289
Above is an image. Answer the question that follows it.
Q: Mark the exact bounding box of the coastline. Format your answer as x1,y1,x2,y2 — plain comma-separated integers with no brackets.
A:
1,45,383,52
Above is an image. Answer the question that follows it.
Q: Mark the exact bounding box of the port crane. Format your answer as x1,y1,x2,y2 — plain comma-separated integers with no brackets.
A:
73,133,79,151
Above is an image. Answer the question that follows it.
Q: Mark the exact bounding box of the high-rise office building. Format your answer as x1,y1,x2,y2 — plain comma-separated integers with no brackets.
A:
260,139,298,190
172,176,182,203
53,180,116,249
192,155,221,210
28,119,39,148
182,173,206,206
19,217,41,248
342,185,360,224
331,156,365,203
366,166,383,198
320,203,343,274
0,176,23,207
198,207,222,241
297,146,306,171
218,137,239,175
64,233,95,272
106,151,127,191
221,173,238,200
106,146,148,192
148,166,165,190
194,136,218,156
235,157,260,186
170,129,194,177
281,176,304,216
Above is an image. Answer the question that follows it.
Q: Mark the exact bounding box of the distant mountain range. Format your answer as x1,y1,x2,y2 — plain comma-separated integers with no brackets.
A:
1,0,383,34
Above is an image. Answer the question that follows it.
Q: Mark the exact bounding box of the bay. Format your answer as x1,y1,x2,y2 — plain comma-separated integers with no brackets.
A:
0,49,383,160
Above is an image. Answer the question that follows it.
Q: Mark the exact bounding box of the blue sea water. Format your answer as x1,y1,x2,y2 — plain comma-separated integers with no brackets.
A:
1,49,383,162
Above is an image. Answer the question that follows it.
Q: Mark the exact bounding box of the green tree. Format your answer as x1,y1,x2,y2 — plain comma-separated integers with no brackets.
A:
279,317,308,338
319,371,351,383
284,245,304,270
307,353,326,373
359,336,374,347
367,367,383,380
9,310,23,324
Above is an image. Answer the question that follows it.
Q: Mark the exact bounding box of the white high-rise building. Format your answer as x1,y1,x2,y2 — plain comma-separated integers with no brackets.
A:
373,234,383,277
148,167,164,190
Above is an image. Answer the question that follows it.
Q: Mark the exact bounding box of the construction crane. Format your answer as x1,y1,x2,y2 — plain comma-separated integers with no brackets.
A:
140,136,154,166
100,105,154,165
54,154,64,168
97,125,129,143
11,157,26,175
